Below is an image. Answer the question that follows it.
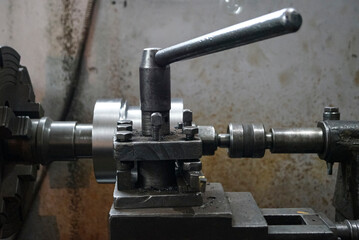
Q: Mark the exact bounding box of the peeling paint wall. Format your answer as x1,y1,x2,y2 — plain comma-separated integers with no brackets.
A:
0,0,90,120
1,0,359,239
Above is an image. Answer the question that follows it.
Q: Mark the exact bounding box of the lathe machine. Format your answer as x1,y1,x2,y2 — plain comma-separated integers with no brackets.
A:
0,8,359,239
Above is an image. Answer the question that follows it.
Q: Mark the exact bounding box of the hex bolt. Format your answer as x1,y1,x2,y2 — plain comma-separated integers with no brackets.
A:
183,126,199,140
151,112,162,141
116,131,132,142
183,109,193,127
323,106,340,121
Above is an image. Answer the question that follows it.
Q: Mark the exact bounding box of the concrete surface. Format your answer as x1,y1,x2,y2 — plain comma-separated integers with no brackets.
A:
1,0,359,239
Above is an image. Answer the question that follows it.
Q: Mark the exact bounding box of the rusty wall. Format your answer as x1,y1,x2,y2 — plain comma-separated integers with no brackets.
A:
0,0,359,239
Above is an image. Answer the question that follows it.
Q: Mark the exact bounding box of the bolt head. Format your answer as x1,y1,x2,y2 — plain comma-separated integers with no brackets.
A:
183,109,193,123
183,126,199,135
117,120,133,125
323,106,340,120
117,124,133,131
116,131,132,142
151,112,162,126
324,106,339,113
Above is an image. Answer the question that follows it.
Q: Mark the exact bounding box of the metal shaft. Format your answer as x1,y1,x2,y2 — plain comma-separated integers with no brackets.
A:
34,118,92,164
335,220,359,240
140,48,171,136
74,124,93,157
6,118,92,164
223,124,324,158
269,128,324,153
155,8,302,66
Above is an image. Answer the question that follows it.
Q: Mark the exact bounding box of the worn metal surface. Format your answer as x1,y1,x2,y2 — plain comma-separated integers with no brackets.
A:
228,123,266,158
125,98,184,131
140,48,171,136
109,183,232,239
0,0,358,239
198,125,218,155
111,184,357,240
336,220,359,239
317,120,359,220
30,118,92,164
114,130,202,161
269,127,323,153
138,160,176,189
113,181,203,209
318,121,359,162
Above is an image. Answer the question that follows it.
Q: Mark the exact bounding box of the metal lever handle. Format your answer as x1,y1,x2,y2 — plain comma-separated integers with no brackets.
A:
155,8,302,66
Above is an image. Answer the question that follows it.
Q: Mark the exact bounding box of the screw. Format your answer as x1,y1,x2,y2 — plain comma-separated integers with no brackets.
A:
183,126,199,140
151,112,162,141
116,131,132,142
117,124,133,131
323,106,340,121
183,109,193,127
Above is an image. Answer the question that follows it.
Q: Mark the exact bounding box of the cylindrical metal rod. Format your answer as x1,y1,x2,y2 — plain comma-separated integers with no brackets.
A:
74,124,92,158
140,48,171,136
218,133,230,148
45,121,78,161
36,119,93,163
155,8,302,66
270,128,324,153
335,220,359,240
7,119,93,164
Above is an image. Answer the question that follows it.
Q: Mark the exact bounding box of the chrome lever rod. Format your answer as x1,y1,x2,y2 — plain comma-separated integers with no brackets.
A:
155,8,302,66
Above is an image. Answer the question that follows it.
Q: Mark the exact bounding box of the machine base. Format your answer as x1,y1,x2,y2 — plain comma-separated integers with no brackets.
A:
109,183,340,239
113,179,203,209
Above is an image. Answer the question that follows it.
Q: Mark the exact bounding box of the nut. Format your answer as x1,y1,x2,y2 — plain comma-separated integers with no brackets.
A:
117,120,133,125
117,124,133,131
323,106,340,121
151,112,162,126
116,131,132,142
183,126,199,140
183,126,199,135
